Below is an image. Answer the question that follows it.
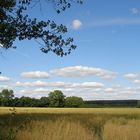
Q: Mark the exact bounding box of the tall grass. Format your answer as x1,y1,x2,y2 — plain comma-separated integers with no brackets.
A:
0,107,140,140
103,119,140,140
16,119,94,140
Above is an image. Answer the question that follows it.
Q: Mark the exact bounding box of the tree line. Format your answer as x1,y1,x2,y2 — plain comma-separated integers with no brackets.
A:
0,89,84,107
0,89,140,108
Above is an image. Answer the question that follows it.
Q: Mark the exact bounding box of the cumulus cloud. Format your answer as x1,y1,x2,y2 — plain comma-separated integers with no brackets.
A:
19,89,50,98
104,88,117,93
103,86,140,100
20,88,50,94
130,8,139,14
72,82,104,89
16,81,72,88
72,19,82,29
16,81,104,89
21,71,49,79
12,69,140,100
50,66,117,80
124,72,140,85
16,81,47,87
93,85,140,99
0,76,10,82
16,81,104,99
124,73,138,79
133,80,140,84
17,84,140,100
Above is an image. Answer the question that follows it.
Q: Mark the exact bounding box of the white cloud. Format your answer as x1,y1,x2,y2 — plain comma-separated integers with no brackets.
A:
10,69,140,100
104,88,117,93
72,19,82,29
19,89,50,98
50,66,117,80
124,73,140,85
72,82,104,89
15,81,104,89
130,8,139,14
21,71,49,79
16,81,47,87
16,81,71,88
17,85,140,100
133,80,140,84
103,86,140,100
16,81,104,99
15,80,105,99
0,76,10,82
124,73,138,79
34,88,50,93
19,88,68,94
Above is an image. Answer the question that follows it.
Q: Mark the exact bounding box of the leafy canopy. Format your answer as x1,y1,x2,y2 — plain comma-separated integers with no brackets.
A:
0,0,83,56
65,96,83,107
0,89,14,106
48,90,65,107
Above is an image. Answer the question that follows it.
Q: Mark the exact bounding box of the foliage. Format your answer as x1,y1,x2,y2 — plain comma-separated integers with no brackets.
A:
0,89,85,107
0,88,140,108
18,96,35,107
65,96,83,107
12,97,45,107
137,100,140,108
0,89,14,106
39,97,50,107
48,90,65,107
0,0,83,56
84,100,139,108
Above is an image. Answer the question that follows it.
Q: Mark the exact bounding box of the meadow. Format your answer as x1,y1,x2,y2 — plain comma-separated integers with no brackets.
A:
0,107,140,140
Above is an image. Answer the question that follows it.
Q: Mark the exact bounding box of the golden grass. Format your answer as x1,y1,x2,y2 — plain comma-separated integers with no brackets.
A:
0,107,140,140
103,119,140,140
0,107,140,115
16,119,95,140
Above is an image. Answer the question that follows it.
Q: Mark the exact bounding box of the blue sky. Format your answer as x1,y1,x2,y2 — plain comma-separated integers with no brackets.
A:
0,0,140,100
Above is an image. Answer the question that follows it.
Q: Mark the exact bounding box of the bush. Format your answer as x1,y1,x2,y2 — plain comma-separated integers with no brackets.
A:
65,96,83,107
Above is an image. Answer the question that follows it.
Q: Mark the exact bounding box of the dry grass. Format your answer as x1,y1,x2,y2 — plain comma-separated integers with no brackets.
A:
103,119,140,140
0,107,140,115
16,119,94,140
0,107,140,140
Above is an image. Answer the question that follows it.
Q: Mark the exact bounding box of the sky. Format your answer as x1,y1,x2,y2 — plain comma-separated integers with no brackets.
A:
0,0,140,100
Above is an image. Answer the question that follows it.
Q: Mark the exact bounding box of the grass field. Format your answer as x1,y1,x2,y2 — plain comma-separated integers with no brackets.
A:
0,107,140,140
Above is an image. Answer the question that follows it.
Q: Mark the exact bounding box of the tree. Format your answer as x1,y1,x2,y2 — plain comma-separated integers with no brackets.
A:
39,97,49,107
48,90,65,107
0,89,14,106
19,96,33,107
0,0,83,56
11,97,20,107
65,96,83,107
137,100,140,108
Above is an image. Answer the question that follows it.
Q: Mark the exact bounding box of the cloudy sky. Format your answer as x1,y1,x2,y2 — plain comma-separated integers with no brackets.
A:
0,0,140,100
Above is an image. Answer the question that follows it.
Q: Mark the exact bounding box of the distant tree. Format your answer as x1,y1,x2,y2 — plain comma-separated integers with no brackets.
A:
11,97,20,107
0,89,14,106
65,96,83,107
0,0,83,56
48,90,65,107
39,97,50,107
19,96,33,107
30,98,41,107
12,96,40,107
137,100,140,108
